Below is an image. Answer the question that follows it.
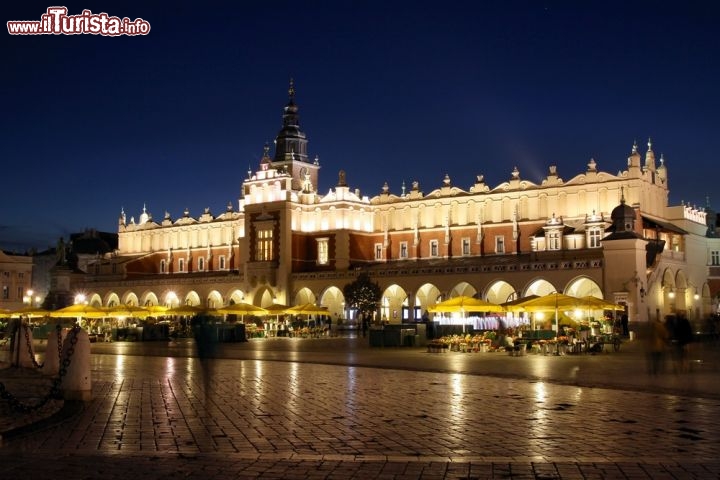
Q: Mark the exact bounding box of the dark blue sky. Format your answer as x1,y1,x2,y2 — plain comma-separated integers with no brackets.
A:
3,1,719,252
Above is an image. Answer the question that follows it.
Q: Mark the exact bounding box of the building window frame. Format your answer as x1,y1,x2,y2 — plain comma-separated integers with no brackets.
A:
317,237,329,265
588,227,602,248
462,237,471,256
399,241,408,259
160,259,166,273
178,258,185,273
711,250,720,266
495,236,505,254
374,243,383,261
219,255,226,270
255,221,275,261
430,239,439,257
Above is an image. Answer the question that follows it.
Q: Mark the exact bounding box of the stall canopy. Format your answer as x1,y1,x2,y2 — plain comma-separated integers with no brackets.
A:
104,305,150,319
165,305,217,316
506,293,584,335
428,295,504,314
10,306,50,318
428,295,504,332
49,304,107,319
216,303,268,320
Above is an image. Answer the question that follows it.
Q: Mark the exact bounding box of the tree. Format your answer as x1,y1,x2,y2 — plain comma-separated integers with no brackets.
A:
343,273,382,320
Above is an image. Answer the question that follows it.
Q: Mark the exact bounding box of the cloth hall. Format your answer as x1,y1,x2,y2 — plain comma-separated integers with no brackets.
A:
63,82,719,330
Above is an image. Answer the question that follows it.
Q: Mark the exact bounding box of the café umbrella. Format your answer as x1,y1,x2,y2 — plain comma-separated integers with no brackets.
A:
10,306,50,318
49,304,107,319
579,296,625,311
165,305,216,316
506,293,584,336
428,295,504,332
285,303,329,326
216,303,268,321
104,305,150,319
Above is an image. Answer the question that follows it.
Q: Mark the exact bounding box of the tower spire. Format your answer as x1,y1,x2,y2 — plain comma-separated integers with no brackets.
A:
288,77,295,104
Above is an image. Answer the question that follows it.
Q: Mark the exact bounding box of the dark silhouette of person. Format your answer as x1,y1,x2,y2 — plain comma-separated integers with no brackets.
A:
621,314,629,336
672,314,693,373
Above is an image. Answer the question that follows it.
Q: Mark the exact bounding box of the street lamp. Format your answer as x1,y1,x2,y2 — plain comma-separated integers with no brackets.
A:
166,291,178,308
24,289,34,307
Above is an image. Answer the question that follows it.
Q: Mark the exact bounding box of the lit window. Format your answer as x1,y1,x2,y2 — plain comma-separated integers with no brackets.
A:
462,238,471,256
495,236,505,254
712,251,720,266
256,228,274,261
430,240,439,257
317,238,329,265
375,243,383,260
589,228,601,248
547,231,560,250
400,242,408,259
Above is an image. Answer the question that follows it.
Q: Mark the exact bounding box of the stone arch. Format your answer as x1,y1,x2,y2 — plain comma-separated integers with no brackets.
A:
380,283,407,323
661,268,677,315
255,286,275,308
485,280,517,304
227,289,246,305
207,290,223,309
413,282,442,317
184,291,201,306
88,293,103,307
122,292,140,306
522,277,558,297
106,292,121,307
292,287,316,306
141,291,160,306
319,286,345,318
565,276,603,298
448,281,477,298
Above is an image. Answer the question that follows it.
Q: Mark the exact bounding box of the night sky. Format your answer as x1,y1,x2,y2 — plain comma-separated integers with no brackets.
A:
3,1,719,252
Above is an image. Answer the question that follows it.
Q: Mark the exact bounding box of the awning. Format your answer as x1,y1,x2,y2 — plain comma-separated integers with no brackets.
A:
641,215,687,235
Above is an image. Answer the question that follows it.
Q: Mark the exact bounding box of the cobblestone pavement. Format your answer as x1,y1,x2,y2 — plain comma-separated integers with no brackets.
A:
1,337,720,479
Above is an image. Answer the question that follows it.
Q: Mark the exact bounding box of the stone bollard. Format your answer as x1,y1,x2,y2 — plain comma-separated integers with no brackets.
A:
41,326,68,376
12,324,37,368
60,328,92,401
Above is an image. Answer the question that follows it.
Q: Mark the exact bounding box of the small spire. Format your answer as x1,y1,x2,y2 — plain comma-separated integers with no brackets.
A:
620,186,626,204
401,180,406,196
632,140,638,154
660,153,665,165
288,78,295,103
647,137,653,151
263,142,270,157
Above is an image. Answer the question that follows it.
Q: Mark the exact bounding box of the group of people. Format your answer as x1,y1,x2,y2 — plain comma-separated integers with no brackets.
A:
646,313,694,375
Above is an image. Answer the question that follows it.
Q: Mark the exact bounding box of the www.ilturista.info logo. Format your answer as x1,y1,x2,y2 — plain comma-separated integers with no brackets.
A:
7,7,150,36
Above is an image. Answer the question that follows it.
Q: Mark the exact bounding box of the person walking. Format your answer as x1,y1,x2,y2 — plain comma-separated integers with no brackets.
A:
672,314,693,373
647,316,669,375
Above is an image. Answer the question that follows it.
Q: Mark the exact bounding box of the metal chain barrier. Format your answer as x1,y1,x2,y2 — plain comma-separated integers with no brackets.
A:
0,325,81,413
23,324,63,370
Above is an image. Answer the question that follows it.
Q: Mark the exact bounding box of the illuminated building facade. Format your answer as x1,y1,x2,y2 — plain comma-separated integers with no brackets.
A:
68,82,720,329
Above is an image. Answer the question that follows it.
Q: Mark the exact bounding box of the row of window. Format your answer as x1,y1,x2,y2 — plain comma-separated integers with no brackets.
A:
159,256,227,273
1,272,25,278
1,285,25,300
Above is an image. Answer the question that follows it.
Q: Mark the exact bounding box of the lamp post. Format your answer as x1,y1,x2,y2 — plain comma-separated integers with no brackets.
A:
24,289,34,307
